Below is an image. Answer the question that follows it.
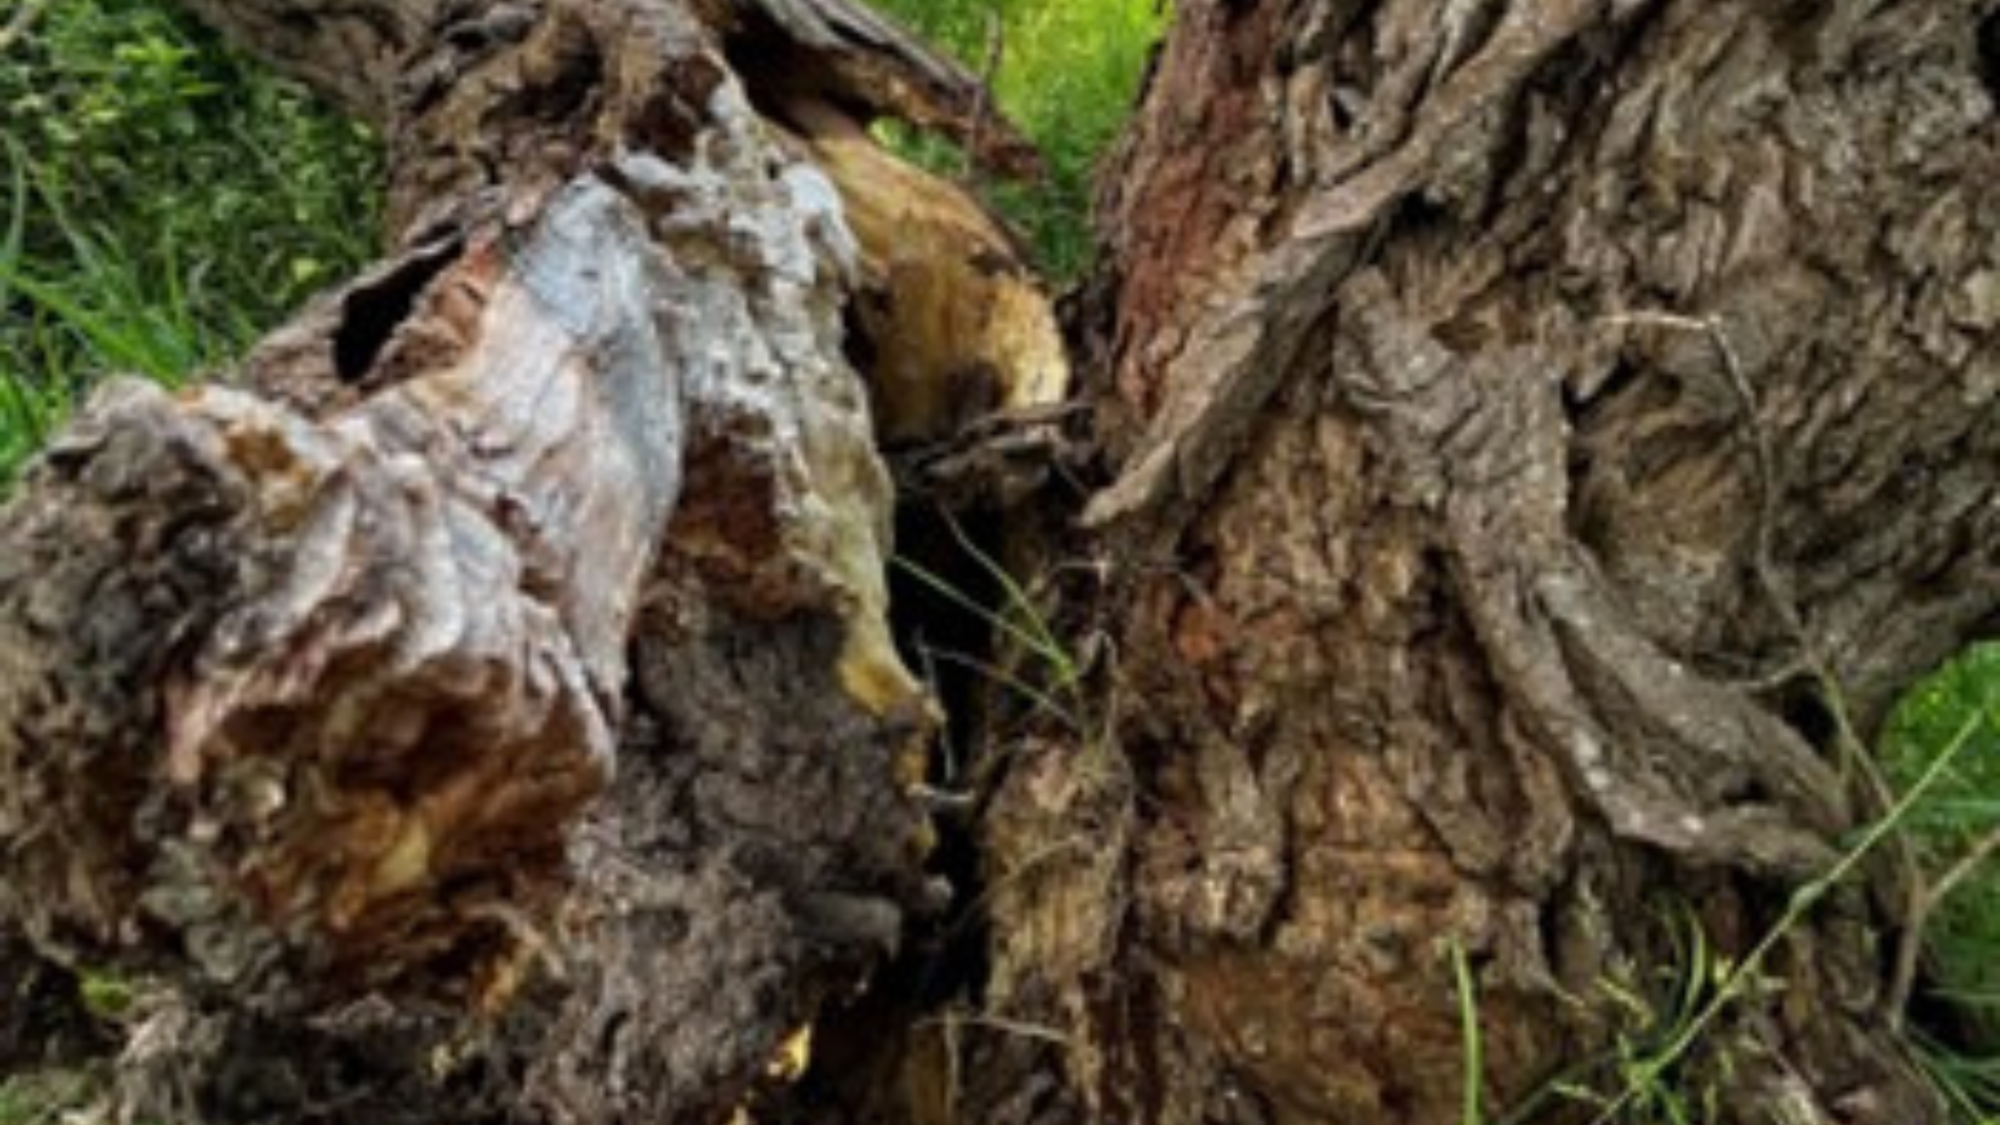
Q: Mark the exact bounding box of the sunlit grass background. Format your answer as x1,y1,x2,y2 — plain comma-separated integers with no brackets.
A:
868,0,1166,280
0,0,380,484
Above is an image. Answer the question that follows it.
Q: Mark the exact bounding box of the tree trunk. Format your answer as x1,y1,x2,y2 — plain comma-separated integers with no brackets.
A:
931,3,1999,1124
1,1,1997,1124
0,0,1060,1121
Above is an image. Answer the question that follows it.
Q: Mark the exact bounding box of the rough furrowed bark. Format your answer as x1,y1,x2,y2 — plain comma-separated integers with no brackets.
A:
0,0,1065,1121
944,2,2000,1125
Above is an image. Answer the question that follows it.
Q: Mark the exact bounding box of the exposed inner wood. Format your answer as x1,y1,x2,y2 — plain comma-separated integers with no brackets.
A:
778,97,1070,444
0,0,1058,1120
705,0,1043,177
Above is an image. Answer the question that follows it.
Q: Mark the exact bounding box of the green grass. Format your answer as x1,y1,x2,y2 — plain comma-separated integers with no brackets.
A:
1884,644,2000,1040
1452,940,1486,1125
0,0,1160,485
0,0,380,486
1882,644,2000,1122
1579,713,1989,1125
1515,715,1989,1125
1448,654,2000,1125
0,1069,99,1125
866,0,1168,279
1494,906,1736,1125
894,515,1085,731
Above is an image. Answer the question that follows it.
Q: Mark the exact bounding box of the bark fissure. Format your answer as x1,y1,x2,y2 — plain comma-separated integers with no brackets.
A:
330,236,464,383
974,2,2000,1123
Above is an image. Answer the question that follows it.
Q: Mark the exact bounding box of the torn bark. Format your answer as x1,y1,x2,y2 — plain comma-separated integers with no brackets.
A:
0,0,1062,1119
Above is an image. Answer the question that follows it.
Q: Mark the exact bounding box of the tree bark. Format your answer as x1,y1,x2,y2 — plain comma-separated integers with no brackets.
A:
0,0,1059,1121
1,1,1997,1124
933,3,1999,1124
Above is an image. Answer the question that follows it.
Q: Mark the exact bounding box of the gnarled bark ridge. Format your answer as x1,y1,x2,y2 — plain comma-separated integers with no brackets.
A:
946,3,1999,1125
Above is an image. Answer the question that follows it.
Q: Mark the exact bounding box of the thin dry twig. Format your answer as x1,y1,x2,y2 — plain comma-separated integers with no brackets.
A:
921,1009,1071,1046
0,0,47,56
961,4,1006,182
1600,309,1941,1027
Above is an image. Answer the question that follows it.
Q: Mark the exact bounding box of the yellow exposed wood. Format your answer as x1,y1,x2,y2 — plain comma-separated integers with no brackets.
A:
785,100,1070,444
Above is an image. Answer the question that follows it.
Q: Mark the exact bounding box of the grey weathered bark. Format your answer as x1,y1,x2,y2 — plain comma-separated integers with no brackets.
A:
2,0,1998,1124
0,0,1062,1121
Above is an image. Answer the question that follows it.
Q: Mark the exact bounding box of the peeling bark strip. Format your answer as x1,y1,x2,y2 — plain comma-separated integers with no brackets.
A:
0,0,1066,1118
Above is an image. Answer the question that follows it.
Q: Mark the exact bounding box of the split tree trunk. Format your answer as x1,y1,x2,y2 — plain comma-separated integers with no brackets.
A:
0,0,1061,1120
1,1,1997,1124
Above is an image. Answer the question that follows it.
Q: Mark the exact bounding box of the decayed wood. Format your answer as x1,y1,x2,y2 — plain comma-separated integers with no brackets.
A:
175,0,1041,179
173,0,443,124
18,0,1994,1123
0,177,679,1006
0,0,1054,1119
779,97,1069,444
